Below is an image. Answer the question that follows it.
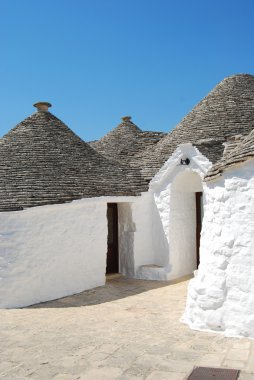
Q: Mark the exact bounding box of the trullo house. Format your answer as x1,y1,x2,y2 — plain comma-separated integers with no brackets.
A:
1,73,254,339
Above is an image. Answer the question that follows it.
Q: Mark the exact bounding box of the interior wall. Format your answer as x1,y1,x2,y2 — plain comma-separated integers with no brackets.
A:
0,199,108,308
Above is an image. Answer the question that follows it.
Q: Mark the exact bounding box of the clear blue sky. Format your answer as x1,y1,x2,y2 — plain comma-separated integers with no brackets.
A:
1,0,254,141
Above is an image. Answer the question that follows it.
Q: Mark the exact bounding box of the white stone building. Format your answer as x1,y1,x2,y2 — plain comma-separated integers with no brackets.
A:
1,72,254,341
184,131,254,338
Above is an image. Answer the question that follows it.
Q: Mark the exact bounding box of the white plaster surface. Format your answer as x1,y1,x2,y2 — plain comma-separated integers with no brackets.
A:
118,202,135,276
137,143,212,281
169,171,202,279
0,199,108,308
184,159,254,338
0,192,162,308
132,193,158,278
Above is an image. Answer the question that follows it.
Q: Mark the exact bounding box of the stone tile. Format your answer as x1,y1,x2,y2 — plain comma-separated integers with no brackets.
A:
226,349,250,361
135,354,194,373
233,341,251,350
123,365,151,378
116,375,143,380
88,352,110,362
99,343,120,354
223,360,246,369
52,375,80,380
79,367,123,379
239,373,254,380
245,359,254,373
197,353,224,366
145,370,187,380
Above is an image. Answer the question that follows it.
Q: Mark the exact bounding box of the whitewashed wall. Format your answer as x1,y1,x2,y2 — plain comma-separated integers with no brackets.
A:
118,202,135,276
184,159,254,338
0,194,154,308
132,193,155,269
0,199,108,308
169,171,202,279
141,143,212,281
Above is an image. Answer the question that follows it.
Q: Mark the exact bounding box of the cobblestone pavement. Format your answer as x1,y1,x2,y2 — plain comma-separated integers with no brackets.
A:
1,275,254,380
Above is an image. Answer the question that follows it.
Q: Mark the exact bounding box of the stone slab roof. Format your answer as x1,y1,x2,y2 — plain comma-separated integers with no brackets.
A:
90,116,166,164
205,130,254,180
134,74,254,181
0,107,147,211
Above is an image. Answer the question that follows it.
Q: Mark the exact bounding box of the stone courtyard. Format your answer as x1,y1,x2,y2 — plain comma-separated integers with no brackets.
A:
0,275,254,380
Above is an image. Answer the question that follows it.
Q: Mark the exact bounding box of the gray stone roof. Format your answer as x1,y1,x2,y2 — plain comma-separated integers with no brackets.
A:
205,130,254,181
2,73,254,210
135,74,254,181
90,116,166,164
0,107,147,211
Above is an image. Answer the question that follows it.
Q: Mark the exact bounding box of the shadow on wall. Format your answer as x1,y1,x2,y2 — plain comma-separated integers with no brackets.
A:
118,203,135,277
151,200,170,268
169,170,203,279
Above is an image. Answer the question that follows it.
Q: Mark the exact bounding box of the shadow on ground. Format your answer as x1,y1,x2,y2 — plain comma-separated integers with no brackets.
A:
25,274,192,309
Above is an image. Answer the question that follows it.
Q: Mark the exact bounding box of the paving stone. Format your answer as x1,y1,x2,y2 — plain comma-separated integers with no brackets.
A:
232,341,251,350
239,373,254,380
116,375,144,380
145,370,187,379
0,277,253,379
223,360,246,369
197,353,224,366
226,349,250,361
79,367,123,379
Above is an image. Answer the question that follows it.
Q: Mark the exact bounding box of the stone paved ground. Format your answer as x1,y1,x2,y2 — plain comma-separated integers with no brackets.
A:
1,275,254,380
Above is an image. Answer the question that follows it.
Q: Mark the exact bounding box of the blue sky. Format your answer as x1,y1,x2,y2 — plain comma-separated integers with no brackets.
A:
1,0,254,141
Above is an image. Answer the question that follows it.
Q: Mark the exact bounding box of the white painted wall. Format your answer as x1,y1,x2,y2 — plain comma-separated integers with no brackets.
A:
169,171,202,279
132,193,156,274
184,159,254,338
0,199,108,308
0,193,158,308
139,143,212,281
118,202,135,276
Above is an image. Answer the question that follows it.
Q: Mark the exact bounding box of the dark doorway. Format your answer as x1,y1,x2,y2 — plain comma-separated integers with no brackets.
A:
196,192,203,268
106,203,119,274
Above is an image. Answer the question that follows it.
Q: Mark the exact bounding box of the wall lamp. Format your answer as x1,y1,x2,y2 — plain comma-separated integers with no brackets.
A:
180,158,190,165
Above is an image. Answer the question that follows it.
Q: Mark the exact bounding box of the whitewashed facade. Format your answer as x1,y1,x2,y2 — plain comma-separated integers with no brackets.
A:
184,159,254,338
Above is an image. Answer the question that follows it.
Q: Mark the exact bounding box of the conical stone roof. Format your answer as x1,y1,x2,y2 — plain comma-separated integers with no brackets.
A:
136,74,254,181
90,116,166,164
205,129,254,180
0,105,147,211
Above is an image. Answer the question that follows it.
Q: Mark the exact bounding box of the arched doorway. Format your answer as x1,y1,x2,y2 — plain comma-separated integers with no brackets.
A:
169,170,203,279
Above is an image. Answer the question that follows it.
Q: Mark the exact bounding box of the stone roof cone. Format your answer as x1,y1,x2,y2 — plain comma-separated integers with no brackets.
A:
206,128,254,180
0,104,147,211
138,74,254,180
91,116,166,165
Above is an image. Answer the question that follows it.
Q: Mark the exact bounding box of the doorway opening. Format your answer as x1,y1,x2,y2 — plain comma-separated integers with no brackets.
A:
106,203,119,274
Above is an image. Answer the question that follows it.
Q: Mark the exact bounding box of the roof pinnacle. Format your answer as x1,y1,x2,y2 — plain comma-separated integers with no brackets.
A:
121,116,132,122
33,102,52,112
